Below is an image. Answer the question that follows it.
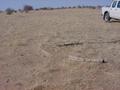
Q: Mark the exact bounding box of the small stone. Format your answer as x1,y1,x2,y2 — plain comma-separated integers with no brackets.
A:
20,54,24,56
6,79,10,83
102,59,107,63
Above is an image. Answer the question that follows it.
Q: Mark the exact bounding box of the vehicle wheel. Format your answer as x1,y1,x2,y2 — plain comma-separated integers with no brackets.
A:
104,13,111,22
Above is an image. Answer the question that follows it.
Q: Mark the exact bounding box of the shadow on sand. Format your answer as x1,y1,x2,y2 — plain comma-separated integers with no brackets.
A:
110,19,120,23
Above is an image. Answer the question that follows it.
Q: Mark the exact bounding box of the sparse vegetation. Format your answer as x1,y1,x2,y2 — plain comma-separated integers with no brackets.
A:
19,4,100,11
40,7,54,10
77,5,82,8
72,6,77,8
81,6,96,9
68,6,72,9
23,5,33,12
35,8,40,11
0,8,120,90
5,8,16,15
18,9,24,13
0,10,3,13
3,5,100,14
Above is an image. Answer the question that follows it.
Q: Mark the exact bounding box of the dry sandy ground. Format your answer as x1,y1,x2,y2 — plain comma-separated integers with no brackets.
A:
0,8,120,90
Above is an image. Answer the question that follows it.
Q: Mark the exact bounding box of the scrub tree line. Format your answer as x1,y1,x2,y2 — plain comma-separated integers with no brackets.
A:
2,5,102,15
5,5,33,15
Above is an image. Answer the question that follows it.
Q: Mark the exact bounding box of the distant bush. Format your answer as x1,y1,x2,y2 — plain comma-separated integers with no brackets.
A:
40,7,54,10
0,10,3,13
18,9,24,13
72,6,77,8
88,6,96,9
68,6,72,9
35,8,40,11
23,5,33,12
6,8,16,15
77,5,82,8
81,6,96,9
60,6,69,9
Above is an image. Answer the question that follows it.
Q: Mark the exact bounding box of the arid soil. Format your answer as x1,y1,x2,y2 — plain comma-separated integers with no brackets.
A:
0,9,120,90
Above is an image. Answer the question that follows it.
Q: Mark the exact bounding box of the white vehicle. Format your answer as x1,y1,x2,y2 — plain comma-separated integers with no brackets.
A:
102,0,120,22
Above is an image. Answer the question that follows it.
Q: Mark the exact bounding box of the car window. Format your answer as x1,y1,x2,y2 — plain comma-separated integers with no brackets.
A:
117,1,120,8
112,1,117,8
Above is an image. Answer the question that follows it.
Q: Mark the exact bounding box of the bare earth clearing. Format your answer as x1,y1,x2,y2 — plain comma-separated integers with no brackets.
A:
0,9,120,90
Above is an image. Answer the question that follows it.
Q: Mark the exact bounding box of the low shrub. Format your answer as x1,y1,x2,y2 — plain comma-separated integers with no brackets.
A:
0,10,3,13
77,5,82,8
23,5,33,12
6,8,16,15
40,7,54,10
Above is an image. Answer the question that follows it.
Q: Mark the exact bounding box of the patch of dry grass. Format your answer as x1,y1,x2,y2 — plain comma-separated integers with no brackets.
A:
0,8,120,90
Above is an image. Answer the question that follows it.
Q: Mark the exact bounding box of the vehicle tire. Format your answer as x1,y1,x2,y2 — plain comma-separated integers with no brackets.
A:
104,12,111,22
